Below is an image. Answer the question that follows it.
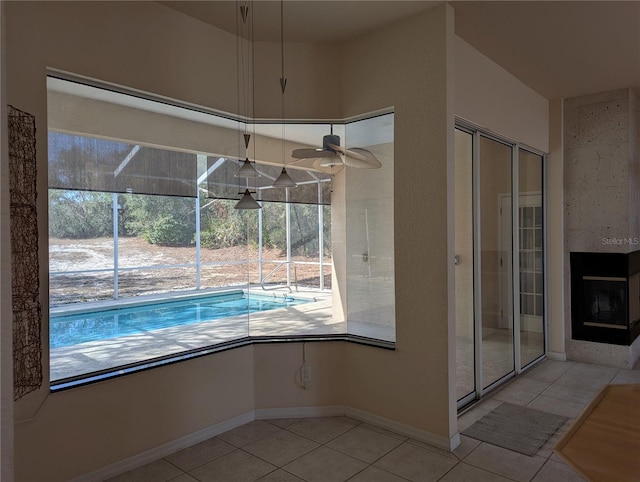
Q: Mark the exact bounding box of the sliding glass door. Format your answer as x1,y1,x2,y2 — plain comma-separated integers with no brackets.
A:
455,126,546,408
479,136,515,390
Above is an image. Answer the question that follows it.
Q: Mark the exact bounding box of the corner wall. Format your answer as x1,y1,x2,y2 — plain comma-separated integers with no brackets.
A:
340,4,458,444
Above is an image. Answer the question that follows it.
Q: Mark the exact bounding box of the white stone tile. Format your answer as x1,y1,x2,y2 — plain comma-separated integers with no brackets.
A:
439,462,513,481
526,360,575,383
256,469,305,481
243,429,319,467
168,474,199,482
374,442,457,482
453,435,481,460
287,417,358,444
283,446,367,482
218,420,280,448
265,418,300,429
327,426,403,463
532,459,587,482
463,443,546,482
165,437,235,471
106,459,183,482
527,395,586,418
347,465,409,482
189,450,276,482
541,384,599,405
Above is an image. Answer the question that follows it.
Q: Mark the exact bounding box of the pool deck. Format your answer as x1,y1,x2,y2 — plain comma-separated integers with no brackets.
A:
50,287,342,382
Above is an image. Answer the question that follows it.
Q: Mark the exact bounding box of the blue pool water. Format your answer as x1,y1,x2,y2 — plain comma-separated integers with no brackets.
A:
50,292,308,348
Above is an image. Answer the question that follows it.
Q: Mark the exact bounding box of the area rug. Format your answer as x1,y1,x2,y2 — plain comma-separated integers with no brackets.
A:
462,402,567,456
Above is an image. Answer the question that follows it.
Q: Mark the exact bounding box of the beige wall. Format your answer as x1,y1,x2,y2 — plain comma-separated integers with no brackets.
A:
455,36,549,152
5,2,458,480
340,4,457,439
547,98,565,357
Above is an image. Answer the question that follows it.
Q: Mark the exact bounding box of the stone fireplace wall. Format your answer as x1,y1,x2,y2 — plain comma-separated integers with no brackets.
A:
564,88,640,367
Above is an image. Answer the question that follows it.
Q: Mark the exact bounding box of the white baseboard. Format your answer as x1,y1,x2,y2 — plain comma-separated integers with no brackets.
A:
546,351,567,361
75,405,460,481
255,405,346,420
70,411,255,482
255,405,459,451
344,406,460,451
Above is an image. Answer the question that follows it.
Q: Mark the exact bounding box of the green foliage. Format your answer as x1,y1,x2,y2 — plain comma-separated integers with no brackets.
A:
200,199,257,249
48,188,329,256
125,194,196,246
48,190,113,238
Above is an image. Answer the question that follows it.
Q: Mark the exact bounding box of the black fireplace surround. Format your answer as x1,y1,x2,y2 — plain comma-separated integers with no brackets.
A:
571,251,640,346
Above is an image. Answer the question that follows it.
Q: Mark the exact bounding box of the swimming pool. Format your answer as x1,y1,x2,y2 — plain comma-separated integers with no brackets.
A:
50,291,309,348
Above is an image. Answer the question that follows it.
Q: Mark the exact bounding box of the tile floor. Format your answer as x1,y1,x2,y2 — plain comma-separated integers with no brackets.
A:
108,359,640,481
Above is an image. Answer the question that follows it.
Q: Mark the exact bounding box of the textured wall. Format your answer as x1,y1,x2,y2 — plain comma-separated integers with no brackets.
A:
564,89,636,254
563,88,640,366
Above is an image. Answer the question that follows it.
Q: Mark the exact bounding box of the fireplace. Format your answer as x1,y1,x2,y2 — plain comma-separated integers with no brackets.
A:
571,252,640,345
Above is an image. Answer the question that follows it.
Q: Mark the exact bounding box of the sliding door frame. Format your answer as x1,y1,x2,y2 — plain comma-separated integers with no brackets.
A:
455,119,548,409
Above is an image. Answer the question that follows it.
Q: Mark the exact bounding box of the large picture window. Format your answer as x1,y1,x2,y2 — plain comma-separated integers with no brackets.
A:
47,76,395,386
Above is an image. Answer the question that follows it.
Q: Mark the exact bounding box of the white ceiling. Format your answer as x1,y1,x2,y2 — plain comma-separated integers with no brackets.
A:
162,0,640,100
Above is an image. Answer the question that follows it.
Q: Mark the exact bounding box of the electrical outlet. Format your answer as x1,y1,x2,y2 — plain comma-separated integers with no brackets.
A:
301,364,312,383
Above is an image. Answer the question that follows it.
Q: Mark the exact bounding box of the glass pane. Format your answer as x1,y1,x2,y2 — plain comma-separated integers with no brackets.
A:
480,136,514,389
48,189,115,305
519,148,544,367
455,129,475,400
345,114,395,342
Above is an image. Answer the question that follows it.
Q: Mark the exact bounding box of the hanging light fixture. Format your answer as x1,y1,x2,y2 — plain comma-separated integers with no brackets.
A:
272,0,297,189
235,1,261,209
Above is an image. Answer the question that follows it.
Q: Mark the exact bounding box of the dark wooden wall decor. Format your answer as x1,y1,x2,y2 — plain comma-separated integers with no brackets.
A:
8,105,42,400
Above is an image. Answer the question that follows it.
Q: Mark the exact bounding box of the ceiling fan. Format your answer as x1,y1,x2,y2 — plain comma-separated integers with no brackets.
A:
289,134,382,174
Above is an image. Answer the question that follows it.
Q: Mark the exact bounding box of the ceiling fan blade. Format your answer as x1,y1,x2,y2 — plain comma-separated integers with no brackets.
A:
313,157,345,175
291,148,333,159
328,144,381,169
288,157,322,169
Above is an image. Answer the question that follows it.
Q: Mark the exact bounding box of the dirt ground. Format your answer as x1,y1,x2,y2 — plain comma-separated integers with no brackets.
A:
49,237,331,305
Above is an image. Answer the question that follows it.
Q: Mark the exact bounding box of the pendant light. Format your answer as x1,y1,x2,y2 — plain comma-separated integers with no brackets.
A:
272,0,297,189
234,1,261,209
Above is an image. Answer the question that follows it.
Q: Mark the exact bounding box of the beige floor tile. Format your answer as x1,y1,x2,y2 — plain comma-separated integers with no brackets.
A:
527,395,586,418
169,474,199,482
283,446,367,482
554,364,618,391
506,377,551,395
526,360,575,383
542,383,599,405
532,459,587,481
492,386,542,406
463,443,546,482
327,426,404,463
347,465,409,481
438,462,513,481
164,437,235,471
218,420,280,448
611,368,640,384
106,459,184,482
453,435,481,460
244,429,319,466
374,442,457,482
406,439,457,460
286,417,358,444
189,450,276,482
256,469,305,481
264,418,300,428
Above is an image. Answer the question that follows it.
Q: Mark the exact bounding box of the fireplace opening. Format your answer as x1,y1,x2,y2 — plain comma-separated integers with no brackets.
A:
570,251,640,346
583,277,627,328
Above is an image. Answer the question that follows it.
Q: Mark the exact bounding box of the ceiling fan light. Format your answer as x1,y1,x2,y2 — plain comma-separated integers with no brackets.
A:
272,167,297,188
234,189,261,209
235,158,261,178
